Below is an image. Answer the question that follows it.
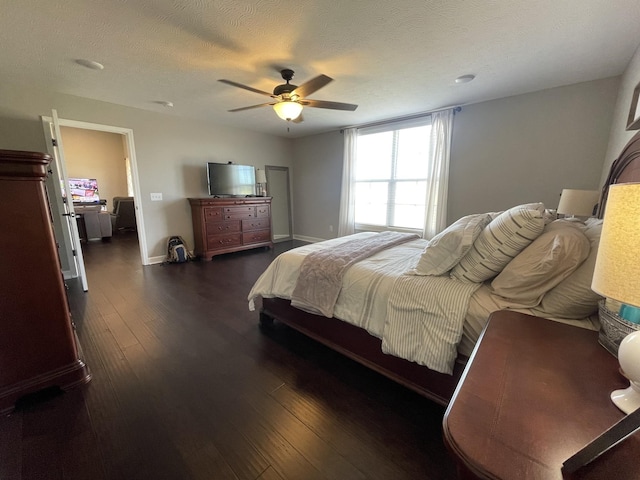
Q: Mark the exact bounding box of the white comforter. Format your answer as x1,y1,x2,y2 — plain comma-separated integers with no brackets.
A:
248,232,481,374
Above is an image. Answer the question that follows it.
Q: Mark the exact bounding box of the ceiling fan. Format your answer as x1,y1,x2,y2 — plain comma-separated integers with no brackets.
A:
218,69,358,122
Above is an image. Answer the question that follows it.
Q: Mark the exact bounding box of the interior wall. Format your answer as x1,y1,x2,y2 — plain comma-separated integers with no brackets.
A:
449,76,619,222
291,77,619,240
0,83,293,262
60,126,128,212
291,130,344,241
600,42,640,184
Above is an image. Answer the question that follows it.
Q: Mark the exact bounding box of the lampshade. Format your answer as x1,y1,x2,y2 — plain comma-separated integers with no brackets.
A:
592,183,640,414
255,169,267,184
557,189,600,217
591,183,640,307
273,101,303,121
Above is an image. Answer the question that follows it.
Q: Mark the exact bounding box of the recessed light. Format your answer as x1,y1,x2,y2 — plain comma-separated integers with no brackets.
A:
455,74,475,84
75,59,104,70
155,101,174,108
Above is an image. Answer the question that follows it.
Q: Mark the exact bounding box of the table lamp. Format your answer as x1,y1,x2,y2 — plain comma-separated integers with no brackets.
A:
255,168,267,197
591,183,640,414
557,189,600,218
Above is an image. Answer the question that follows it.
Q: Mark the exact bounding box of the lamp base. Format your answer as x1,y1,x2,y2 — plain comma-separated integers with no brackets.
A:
611,385,640,414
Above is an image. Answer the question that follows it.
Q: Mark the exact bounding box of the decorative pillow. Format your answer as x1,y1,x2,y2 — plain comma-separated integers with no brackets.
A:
490,220,591,308
535,218,604,318
409,213,493,276
450,203,546,283
543,208,558,224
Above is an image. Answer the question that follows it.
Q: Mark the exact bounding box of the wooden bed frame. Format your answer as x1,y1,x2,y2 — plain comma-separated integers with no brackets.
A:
260,130,640,407
260,297,464,406
598,130,640,217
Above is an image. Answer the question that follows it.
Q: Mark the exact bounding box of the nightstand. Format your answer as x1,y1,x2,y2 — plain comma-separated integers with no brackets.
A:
443,310,640,479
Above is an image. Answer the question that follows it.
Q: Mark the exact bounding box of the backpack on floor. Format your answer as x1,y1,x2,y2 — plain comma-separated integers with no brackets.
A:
166,235,191,263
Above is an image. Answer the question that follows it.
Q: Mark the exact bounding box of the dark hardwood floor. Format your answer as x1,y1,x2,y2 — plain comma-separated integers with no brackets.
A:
0,232,457,480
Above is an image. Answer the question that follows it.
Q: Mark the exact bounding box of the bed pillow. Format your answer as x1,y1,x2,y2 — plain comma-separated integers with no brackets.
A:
410,213,493,276
450,203,546,283
489,220,591,308
535,218,604,318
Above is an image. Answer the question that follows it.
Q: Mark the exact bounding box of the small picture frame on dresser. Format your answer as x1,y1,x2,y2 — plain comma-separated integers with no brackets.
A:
626,81,640,130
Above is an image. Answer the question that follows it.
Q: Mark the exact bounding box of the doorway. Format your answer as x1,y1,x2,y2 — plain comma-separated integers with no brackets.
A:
265,165,292,242
41,116,149,277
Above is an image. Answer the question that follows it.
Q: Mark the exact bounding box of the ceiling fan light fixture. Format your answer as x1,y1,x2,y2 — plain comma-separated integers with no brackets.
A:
273,101,303,121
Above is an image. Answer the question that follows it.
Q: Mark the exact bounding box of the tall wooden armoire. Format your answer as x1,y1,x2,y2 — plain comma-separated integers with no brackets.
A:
0,149,91,414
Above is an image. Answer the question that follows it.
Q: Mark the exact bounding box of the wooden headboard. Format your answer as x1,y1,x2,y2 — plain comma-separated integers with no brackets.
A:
597,130,640,218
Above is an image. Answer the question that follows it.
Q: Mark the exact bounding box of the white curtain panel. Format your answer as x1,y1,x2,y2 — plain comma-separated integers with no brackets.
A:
423,109,453,239
338,127,358,236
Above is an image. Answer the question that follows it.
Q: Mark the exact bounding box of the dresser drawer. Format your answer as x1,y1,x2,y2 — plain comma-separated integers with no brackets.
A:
189,197,272,260
224,206,256,220
206,221,241,236
204,207,223,221
242,229,271,245
256,205,270,217
242,218,270,232
207,233,242,249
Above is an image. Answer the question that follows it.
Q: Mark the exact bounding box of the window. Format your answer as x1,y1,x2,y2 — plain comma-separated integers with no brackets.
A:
354,121,432,231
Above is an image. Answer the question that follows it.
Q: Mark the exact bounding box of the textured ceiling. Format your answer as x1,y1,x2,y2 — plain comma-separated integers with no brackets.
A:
2,0,640,138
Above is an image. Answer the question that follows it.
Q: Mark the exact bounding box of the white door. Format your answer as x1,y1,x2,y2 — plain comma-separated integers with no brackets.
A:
43,109,89,291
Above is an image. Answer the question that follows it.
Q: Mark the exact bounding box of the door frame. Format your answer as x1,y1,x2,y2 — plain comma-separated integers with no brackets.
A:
41,116,149,266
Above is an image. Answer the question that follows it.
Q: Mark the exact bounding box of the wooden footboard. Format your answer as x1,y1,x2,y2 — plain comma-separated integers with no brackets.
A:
260,297,465,406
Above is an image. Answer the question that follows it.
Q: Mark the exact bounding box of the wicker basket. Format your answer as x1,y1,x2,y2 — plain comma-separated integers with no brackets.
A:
598,300,640,357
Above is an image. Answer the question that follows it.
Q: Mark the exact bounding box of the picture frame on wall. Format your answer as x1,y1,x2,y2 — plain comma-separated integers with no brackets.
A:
626,81,640,130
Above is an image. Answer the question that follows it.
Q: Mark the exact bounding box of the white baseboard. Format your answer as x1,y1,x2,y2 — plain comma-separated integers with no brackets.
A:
148,255,167,265
293,234,328,243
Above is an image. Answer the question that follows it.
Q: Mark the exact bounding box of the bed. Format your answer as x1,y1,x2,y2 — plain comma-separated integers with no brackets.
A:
249,131,640,406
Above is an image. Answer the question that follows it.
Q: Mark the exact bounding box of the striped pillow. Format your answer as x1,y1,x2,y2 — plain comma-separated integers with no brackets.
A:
410,213,493,276
450,203,546,283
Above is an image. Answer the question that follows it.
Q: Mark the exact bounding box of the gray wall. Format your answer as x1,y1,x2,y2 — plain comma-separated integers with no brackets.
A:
601,43,640,184
0,83,293,262
1,74,624,257
448,77,619,221
291,130,344,240
290,77,619,240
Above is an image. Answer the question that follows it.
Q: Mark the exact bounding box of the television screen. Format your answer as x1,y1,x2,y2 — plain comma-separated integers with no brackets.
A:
68,178,100,203
207,163,256,196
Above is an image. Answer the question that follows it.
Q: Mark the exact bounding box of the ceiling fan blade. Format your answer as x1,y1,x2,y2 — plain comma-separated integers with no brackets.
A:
228,102,275,112
218,79,276,97
292,75,333,98
301,99,358,111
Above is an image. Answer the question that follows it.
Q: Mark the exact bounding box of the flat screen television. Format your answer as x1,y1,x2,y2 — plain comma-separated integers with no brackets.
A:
67,178,101,203
207,163,256,197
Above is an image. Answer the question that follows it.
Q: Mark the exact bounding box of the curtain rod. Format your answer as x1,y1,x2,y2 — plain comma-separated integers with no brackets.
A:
340,105,462,133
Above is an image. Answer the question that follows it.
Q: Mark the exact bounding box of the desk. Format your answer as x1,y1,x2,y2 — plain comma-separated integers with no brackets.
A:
443,311,640,479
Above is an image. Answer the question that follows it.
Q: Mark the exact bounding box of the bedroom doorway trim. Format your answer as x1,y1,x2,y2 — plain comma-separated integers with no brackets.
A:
40,116,149,266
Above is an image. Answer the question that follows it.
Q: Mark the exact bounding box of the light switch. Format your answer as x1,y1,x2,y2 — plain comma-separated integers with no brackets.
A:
150,192,163,201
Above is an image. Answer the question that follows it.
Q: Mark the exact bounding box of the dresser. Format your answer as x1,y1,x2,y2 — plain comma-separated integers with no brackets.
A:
0,149,91,414
188,197,272,260
443,311,639,479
